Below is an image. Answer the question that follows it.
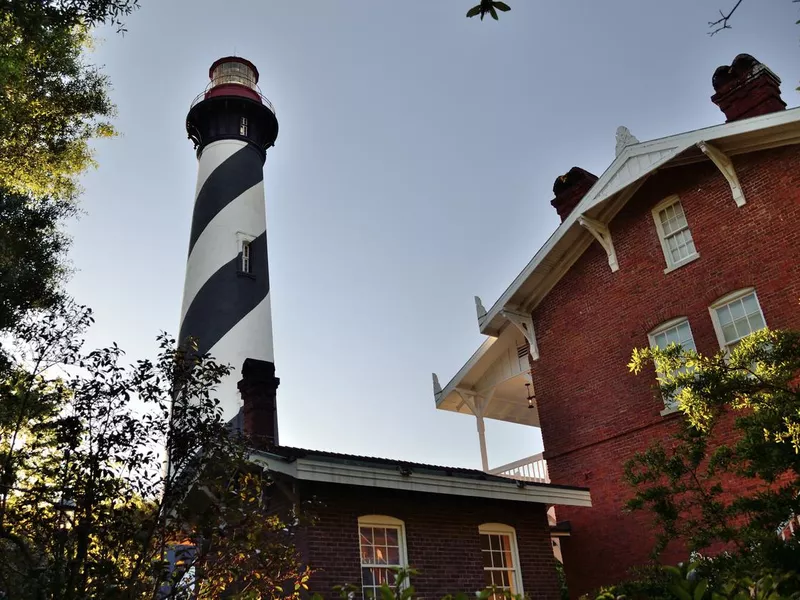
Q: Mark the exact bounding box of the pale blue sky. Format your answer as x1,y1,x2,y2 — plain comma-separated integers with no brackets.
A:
68,0,798,469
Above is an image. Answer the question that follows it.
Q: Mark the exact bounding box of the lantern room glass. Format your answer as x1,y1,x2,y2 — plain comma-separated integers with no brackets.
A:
210,61,257,90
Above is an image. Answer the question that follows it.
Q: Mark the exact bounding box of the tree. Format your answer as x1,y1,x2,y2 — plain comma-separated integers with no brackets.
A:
0,301,311,599
626,328,800,575
0,0,141,199
0,0,139,333
0,191,74,334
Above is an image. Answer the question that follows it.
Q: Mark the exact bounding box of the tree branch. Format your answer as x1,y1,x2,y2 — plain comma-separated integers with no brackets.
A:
709,0,745,36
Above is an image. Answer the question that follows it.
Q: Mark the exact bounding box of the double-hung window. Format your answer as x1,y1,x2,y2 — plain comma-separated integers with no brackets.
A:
648,318,697,412
479,524,523,599
652,196,699,271
358,516,407,599
709,289,767,352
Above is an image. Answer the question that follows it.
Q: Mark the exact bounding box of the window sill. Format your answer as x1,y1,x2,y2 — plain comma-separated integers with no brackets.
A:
663,253,700,275
660,405,680,417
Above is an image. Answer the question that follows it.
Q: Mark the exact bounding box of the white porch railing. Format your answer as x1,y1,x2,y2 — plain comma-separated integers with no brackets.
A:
487,452,549,483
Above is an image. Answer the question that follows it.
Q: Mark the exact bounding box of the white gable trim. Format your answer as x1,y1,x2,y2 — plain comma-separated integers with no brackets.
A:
249,451,592,507
478,107,800,336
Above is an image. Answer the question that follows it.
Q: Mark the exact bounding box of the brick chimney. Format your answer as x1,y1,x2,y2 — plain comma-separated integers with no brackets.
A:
238,358,280,449
711,54,786,122
550,167,598,222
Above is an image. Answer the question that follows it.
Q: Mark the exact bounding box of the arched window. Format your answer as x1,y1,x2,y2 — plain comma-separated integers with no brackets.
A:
478,523,523,598
648,317,697,413
358,515,408,598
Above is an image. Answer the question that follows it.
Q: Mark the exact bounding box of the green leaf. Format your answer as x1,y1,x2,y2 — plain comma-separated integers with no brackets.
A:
466,5,482,17
494,1,511,11
489,6,499,19
694,579,708,600
668,583,693,600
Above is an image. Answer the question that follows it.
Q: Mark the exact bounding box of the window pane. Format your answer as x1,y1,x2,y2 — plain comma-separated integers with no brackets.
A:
483,549,493,568
729,299,746,320
654,332,666,348
386,529,398,546
360,527,373,543
485,571,495,588
717,306,733,325
362,568,374,586
374,528,387,546
502,570,511,587
722,323,738,343
733,317,751,338
748,311,765,332
742,293,759,315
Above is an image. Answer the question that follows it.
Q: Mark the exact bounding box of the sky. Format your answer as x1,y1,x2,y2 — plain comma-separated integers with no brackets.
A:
68,0,800,470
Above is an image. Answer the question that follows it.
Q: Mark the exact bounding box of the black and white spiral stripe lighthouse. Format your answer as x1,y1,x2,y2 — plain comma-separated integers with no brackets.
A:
180,57,279,426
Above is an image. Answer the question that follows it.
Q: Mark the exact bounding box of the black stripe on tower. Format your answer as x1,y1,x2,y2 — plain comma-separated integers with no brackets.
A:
179,231,269,356
188,144,264,255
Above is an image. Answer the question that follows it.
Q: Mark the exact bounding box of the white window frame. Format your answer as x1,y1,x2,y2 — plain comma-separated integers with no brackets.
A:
240,116,248,136
236,232,256,274
652,195,700,273
358,515,408,598
708,288,767,353
647,317,697,415
478,523,524,597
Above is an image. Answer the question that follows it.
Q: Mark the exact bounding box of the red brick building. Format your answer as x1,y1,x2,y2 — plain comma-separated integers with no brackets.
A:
239,361,591,598
433,54,800,597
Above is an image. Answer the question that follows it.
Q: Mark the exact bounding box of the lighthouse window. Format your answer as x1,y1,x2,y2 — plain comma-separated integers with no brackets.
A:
241,240,251,274
240,117,248,136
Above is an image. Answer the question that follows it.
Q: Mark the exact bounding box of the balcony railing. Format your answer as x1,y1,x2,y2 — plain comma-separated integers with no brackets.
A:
189,81,275,115
488,452,549,484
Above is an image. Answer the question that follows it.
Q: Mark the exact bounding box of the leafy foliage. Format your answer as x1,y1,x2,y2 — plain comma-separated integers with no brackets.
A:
0,190,74,333
0,0,137,199
626,328,800,561
320,568,528,600
0,301,310,598
0,0,139,332
585,561,800,600
466,1,511,21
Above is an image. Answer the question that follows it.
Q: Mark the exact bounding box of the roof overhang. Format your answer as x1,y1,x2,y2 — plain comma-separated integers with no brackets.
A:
434,324,540,426
478,106,800,336
250,450,592,507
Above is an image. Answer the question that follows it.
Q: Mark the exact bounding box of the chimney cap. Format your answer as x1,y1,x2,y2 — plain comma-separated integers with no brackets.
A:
553,167,598,196
712,54,781,92
241,358,276,382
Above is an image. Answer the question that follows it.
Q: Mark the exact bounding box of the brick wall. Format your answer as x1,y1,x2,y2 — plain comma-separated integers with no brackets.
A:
528,144,800,597
298,481,561,599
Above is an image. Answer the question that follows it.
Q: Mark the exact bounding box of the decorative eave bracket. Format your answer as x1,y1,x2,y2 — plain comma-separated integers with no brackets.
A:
697,141,746,207
500,309,540,360
578,215,619,272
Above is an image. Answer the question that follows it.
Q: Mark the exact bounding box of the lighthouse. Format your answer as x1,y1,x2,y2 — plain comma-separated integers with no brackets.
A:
180,57,279,428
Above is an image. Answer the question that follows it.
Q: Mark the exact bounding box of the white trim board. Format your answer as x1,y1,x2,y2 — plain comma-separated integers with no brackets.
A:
249,451,592,508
